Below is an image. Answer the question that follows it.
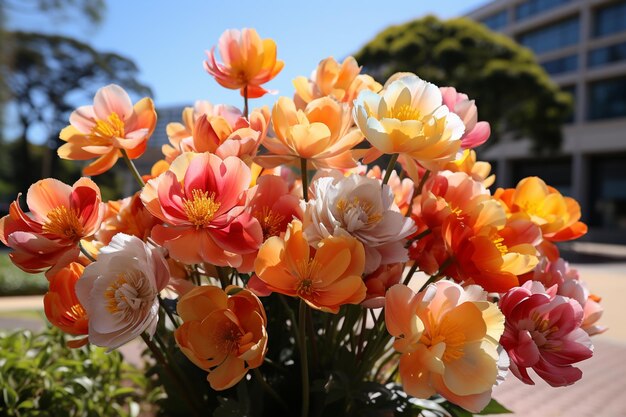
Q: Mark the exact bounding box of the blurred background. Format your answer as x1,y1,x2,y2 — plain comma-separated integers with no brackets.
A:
1,2,626,416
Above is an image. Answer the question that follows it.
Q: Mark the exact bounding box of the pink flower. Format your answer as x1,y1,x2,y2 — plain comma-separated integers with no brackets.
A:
59,85,157,176
440,87,490,149
0,178,103,276
140,152,262,269
499,281,593,387
361,263,403,308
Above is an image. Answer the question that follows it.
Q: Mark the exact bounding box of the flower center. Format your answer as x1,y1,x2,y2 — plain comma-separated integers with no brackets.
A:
294,259,321,298
390,104,421,121
254,206,285,240
183,189,221,228
42,206,84,241
492,236,508,254
104,270,153,314
212,320,243,355
336,197,382,226
420,312,466,363
91,112,125,138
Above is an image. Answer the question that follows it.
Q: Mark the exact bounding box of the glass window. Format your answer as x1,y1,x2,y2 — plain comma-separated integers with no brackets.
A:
589,154,626,230
588,41,626,68
561,84,577,123
518,17,580,54
541,54,578,74
593,1,626,38
588,77,626,120
516,0,572,21
480,10,508,30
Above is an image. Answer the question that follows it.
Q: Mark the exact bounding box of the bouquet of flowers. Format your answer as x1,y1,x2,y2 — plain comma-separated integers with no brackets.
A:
0,28,606,417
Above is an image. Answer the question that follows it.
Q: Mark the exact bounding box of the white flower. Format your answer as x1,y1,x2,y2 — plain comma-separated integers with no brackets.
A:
302,173,416,273
76,233,170,349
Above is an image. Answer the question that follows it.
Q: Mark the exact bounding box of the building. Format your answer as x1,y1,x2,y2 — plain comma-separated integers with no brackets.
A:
466,0,626,243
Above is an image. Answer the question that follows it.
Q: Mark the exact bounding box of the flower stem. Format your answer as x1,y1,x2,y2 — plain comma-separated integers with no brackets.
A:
300,158,309,201
253,368,289,412
78,241,96,262
417,256,455,292
158,295,179,329
402,263,419,286
120,149,145,188
298,299,310,417
141,333,202,417
216,266,230,289
382,153,399,186
243,85,249,119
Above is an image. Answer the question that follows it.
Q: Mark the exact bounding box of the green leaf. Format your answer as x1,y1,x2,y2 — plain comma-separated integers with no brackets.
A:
478,399,513,415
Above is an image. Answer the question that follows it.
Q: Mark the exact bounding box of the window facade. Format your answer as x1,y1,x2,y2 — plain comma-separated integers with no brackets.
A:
588,41,626,68
593,1,626,38
588,77,626,120
518,17,580,54
541,54,578,74
481,10,508,30
515,0,572,21
512,158,572,196
589,154,626,231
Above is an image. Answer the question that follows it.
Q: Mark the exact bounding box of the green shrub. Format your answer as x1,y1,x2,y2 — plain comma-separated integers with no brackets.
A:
0,327,152,416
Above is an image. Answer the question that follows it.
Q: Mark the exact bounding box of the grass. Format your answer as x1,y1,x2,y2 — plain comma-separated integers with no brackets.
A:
0,252,48,296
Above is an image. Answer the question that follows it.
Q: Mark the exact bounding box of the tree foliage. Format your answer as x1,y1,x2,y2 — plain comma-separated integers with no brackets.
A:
1,31,151,195
353,15,572,152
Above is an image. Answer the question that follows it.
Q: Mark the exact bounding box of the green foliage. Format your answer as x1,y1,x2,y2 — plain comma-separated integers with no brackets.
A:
0,326,150,416
354,15,572,152
0,254,48,296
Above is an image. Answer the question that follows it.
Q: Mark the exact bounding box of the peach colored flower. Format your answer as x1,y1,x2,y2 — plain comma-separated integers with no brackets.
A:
440,149,495,188
385,282,505,413
353,74,464,169
44,262,89,347
58,84,156,176
140,152,262,269
499,281,593,387
256,96,363,169
254,219,366,313
440,87,491,149
163,101,270,164
75,233,170,349
302,173,416,273
362,263,403,308
96,192,160,245
247,174,302,241
408,171,539,292
0,178,103,276
495,177,587,242
175,285,267,390
293,56,381,108
204,28,284,98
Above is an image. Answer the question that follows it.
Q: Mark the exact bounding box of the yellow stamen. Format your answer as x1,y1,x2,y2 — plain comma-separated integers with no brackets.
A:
336,197,382,225
42,206,84,241
254,206,285,240
183,189,221,228
419,311,466,362
91,112,125,138
389,104,421,122
104,274,128,314
493,236,508,254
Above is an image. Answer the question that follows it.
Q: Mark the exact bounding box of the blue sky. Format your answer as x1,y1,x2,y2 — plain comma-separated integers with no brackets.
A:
8,0,487,111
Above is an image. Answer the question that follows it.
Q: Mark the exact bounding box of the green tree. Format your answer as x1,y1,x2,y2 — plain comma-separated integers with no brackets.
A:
2,31,151,196
354,15,572,151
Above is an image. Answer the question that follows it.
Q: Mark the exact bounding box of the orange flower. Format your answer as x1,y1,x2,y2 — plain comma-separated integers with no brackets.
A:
95,192,160,245
163,101,270,164
256,96,363,169
58,84,156,176
43,262,89,347
254,219,366,313
0,178,103,277
440,149,495,188
293,56,381,108
495,177,587,242
175,285,268,390
204,28,284,98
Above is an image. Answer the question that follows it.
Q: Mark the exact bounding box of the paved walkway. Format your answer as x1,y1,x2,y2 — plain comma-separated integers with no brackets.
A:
1,262,625,416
